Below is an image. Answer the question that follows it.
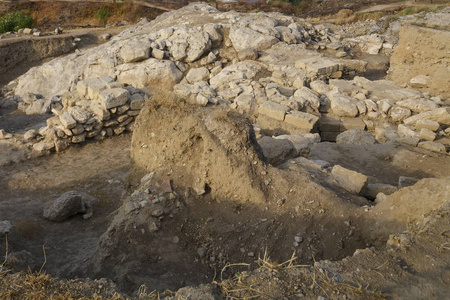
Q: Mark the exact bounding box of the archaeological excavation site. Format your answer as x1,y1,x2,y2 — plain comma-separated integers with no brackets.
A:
0,0,449,299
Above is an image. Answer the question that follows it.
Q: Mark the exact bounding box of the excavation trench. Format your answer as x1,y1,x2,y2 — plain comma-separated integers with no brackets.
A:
77,104,389,294
1,101,448,296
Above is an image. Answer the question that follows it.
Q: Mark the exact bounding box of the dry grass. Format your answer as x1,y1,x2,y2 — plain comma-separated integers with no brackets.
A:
218,249,386,299
0,235,125,300
219,249,310,299
0,269,128,300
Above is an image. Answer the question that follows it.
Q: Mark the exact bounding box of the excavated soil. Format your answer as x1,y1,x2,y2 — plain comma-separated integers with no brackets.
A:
1,1,450,299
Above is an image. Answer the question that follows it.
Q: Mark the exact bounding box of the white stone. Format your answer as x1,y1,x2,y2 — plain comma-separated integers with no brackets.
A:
120,39,151,63
186,67,210,84
98,88,130,109
59,112,77,129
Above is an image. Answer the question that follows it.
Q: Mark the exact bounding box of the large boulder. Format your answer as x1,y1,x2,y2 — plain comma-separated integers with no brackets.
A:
257,136,296,166
43,191,98,222
229,26,279,52
43,191,83,222
116,59,183,88
336,129,377,146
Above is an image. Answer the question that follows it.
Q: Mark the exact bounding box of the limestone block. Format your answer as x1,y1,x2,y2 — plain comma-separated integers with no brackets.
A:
98,88,130,109
258,101,289,121
284,111,319,131
331,165,368,195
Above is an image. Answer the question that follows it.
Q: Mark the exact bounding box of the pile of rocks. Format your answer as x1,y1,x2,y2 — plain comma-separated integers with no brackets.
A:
1,3,448,159
27,77,150,152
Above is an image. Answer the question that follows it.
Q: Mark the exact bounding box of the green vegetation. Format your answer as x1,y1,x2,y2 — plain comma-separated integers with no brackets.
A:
396,5,442,16
0,11,33,33
95,5,112,24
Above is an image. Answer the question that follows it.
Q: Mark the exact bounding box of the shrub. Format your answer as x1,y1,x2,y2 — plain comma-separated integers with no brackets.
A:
0,11,33,33
95,5,112,24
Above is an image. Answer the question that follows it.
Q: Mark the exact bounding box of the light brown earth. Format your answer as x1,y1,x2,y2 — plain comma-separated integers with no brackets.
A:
0,1,450,300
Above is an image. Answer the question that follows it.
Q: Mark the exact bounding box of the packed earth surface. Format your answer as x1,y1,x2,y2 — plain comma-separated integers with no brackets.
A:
0,1,449,299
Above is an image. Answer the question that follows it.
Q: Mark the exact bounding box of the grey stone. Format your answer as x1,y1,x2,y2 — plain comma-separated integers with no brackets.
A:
258,136,296,166
398,176,419,189
43,191,83,222
336,129,377,145
0,220,12,235
129,94,145,110
69,107,91,124
365,183,398,200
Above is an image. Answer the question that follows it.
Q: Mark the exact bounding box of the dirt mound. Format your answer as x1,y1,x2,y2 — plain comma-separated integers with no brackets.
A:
86,99,387,293
388,24,450,98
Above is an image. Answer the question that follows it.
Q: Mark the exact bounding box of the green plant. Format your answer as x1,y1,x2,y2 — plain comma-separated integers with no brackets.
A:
0,11,33,33
95,5,112,24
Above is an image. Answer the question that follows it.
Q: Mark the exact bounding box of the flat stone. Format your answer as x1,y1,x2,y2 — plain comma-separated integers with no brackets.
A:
397,137,420,147
418,141,446,153
284,111,319,131
331,165,368,195
295,57,343,76
404,107,450,126
98,88,130,109
258,101,289,121
336,129,377,145
419,128,436,141
398,124,419,138
410,75,430,88
340,118,366,131
389,106,411,122
396,98,438,113
119,39,151,63
415,119,440,132
32,142,54,151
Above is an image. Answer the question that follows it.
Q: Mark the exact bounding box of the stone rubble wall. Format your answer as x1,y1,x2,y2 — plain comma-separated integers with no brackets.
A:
0,3,449,158
25,77,149,153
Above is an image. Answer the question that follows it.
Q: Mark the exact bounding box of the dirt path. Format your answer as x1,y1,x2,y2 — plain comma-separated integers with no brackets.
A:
359,0,443,13
0,0,171,11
